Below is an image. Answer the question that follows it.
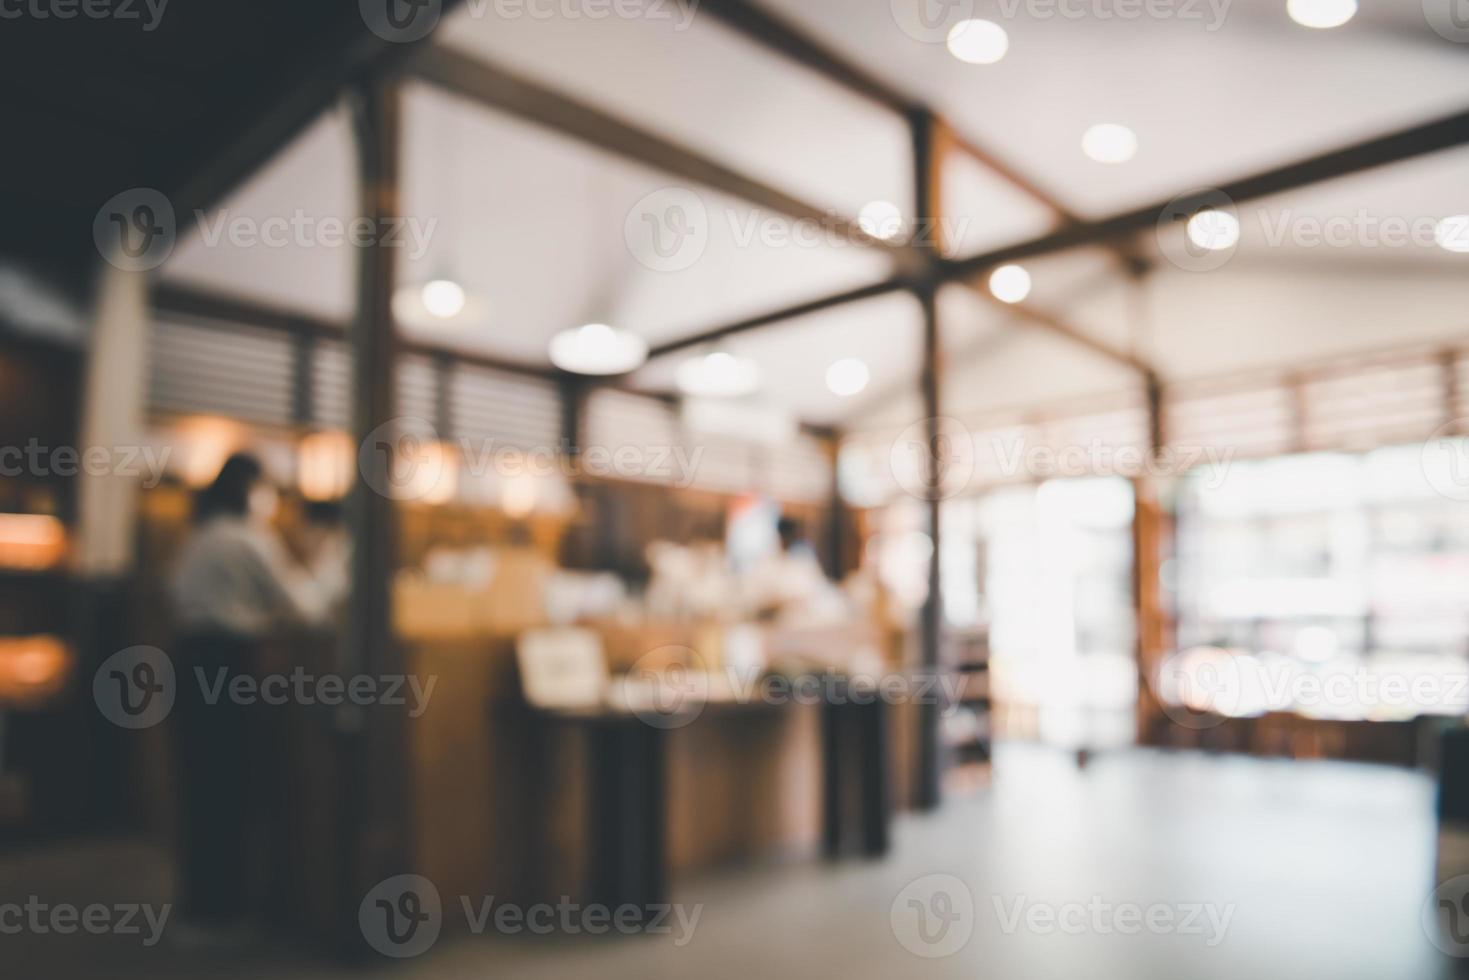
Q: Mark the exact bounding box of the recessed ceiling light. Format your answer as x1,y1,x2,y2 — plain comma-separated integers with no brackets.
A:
826,358,871,397
858,200,904,241
548,323,648,376
1082,124,1138,164
988,264,1032,304
1287,0,1357,29
946,19,1008,65
420,279,466,319
676,351,762,398
1435,215,1469,253
1186,209,1241,251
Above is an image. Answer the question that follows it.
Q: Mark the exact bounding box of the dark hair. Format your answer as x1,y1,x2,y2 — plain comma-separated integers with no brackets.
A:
302,499,344,527
194,453,264,524
777,516,804,549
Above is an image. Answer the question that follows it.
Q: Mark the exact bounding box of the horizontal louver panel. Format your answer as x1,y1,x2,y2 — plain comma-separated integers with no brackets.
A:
450,364,561,450
1166,385,1297,461
150,319,294,426
311,339,351,430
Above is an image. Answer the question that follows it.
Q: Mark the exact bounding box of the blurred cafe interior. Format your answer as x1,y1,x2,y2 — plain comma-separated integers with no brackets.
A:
2,1,1469,977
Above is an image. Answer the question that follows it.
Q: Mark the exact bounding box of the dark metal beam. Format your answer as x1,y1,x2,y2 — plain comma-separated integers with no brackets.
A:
942,105,1469,282
646,277,911,360
409,47,921,273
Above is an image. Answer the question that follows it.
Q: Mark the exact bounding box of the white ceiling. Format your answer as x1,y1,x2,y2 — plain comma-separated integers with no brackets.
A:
161,0,1469,431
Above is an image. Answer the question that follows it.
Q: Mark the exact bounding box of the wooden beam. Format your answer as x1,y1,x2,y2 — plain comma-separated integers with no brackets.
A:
943,105,1469,282
912,110,944,812
409,47,922,273
342,74,410,954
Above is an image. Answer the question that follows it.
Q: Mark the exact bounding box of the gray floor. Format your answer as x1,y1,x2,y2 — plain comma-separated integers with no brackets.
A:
0,745,1458,979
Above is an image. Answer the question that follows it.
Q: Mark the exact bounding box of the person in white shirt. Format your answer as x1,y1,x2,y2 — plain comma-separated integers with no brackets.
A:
167,453,347,928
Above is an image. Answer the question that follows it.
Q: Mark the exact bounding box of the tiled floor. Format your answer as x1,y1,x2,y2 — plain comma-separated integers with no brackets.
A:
0,745,1456,979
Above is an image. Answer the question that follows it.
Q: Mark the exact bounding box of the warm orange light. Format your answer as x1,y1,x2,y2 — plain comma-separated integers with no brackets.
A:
172,417,248,488
0,635,72,707
0,514,67,570
298,431,354,502
391,441,459,505
501,474,538,518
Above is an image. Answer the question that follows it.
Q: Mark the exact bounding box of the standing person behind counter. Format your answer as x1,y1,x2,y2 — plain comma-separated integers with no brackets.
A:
167,453,348,937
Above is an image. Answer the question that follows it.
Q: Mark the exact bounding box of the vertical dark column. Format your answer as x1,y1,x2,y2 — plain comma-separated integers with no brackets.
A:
911,110,945,811
342,74,409,954
825,430,846,580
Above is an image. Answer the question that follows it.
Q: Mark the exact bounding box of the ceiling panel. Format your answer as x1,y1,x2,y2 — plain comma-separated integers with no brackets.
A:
755,0,1469,219
437,0,913,219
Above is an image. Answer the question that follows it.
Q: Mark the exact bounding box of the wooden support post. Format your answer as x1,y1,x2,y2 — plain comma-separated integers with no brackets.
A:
341,73,410,956
1134,372,1167,744
912,109,944,811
